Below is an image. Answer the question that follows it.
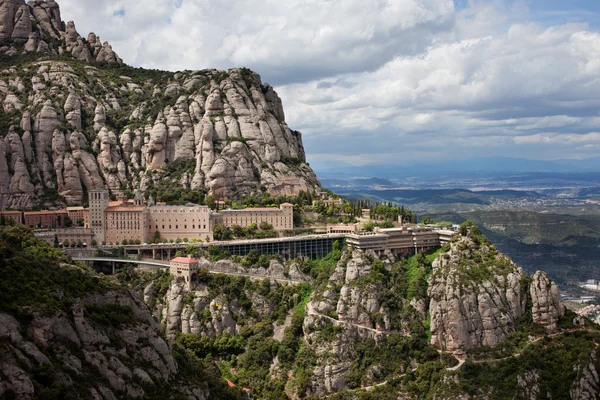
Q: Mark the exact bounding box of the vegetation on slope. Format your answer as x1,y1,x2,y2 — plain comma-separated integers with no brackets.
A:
0,225,244,399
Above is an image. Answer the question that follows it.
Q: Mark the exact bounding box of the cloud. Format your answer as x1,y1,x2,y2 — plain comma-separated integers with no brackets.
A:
278,15,600,164
59,0,455,85
56,0,600,166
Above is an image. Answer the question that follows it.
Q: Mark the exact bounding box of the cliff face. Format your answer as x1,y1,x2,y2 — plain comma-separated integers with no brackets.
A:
0,224,243,399
428,235,565,352
0,0,319,209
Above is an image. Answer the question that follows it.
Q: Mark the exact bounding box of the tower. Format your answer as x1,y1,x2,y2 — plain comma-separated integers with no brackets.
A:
134,189,144,206
89,189,109,243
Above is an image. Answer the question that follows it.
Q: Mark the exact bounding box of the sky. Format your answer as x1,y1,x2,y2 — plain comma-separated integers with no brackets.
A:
58,0,600,169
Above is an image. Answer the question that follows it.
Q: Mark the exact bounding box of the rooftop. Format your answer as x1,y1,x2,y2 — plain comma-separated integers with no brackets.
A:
221,207,282,212
24,209,68,215
171,257,198,264
105,205,146,212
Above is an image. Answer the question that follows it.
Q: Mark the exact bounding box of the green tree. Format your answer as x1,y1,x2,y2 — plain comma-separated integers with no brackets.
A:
213,226,233,241
259,221,273,231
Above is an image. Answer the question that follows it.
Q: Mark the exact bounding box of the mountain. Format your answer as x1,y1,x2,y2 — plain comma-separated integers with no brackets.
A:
313,157,600,180
0,224,245,399
130,228,599,399
2,221,599,398
0,0,319,210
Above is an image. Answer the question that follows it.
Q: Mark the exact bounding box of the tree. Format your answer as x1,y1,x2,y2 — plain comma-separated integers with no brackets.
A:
91,239,98,247
63,239,70,247
213,226,232,241
259,221,273,231
185,245,197,257
176,238,182,243
77,240,83,248
232,225,245,238
122,239,128,245
64,216,73,228
362,221,374,232
206,194,216,210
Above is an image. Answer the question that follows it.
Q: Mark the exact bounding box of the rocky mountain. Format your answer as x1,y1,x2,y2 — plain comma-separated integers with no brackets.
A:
128,226,599,399
2,219,599,398
0,224,245,399
0,0,319,209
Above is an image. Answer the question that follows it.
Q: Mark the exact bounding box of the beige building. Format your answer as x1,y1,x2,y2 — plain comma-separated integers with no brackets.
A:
0,210,23,225
89,189,109,242
34,227,93,247
104,196,148,245
85,190,295,245
346,227,456,256
328,224,360,234
148,204,212,241
170,257,200,290
67,206,86,226
216,203,294,230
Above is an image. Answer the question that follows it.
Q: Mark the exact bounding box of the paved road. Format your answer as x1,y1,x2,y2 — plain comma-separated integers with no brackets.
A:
73,257,305,284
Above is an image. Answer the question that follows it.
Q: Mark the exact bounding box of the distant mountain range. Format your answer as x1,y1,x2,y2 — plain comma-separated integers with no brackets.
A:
312,156,600,179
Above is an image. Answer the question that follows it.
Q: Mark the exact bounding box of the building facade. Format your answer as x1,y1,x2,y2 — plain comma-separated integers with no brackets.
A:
104,196,148,245
170,257,200,290
346,227,456,256
216,203,294,230
67,206,86,226
89,189,109,242
34,227,93,247
24,209,68,228
84,190,295,245
0,210,23,225
148,204,213,241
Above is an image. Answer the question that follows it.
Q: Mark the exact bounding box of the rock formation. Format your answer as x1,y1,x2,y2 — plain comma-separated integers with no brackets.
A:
0,0,319,209
530,270,565,334
428,234,566,352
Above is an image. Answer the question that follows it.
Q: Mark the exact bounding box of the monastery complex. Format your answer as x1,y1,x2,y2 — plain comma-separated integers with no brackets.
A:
87,189,293,244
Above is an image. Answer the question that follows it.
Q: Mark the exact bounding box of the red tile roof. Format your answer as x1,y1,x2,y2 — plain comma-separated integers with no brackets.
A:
171,257,198,264
24,209,68,216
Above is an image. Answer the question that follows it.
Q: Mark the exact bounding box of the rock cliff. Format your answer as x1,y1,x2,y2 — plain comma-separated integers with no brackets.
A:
0,0,319,209
428,234,565,352
0,224,244,399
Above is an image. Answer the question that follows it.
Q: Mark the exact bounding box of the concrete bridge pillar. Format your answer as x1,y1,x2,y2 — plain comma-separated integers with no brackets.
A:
167,249,172,260
152,249,156,259
112,261,116,275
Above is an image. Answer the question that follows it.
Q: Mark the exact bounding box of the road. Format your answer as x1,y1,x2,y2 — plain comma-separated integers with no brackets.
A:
73,257,306,284
306,302,388,335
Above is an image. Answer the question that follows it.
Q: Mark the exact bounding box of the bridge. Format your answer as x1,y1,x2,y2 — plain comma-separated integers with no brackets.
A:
73,257,306,284
89,233,347,261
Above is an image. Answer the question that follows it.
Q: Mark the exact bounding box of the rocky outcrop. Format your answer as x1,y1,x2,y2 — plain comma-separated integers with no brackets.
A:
0,0,121,62
0,290,211,399
0,1,319,208
530,270,565,334
428,236,529,352
571,350,600,400
428,235,568,352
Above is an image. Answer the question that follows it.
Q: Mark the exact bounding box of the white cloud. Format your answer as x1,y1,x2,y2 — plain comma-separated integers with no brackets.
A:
59,0,455,84
56,0,600,165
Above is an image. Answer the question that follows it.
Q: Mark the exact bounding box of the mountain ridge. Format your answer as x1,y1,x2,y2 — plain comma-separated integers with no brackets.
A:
0,0,320,210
